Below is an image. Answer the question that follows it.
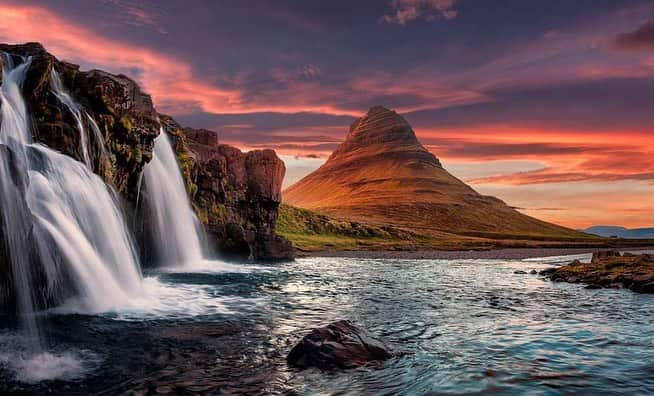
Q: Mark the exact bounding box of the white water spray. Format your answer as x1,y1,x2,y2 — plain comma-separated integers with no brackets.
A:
143,131,207,267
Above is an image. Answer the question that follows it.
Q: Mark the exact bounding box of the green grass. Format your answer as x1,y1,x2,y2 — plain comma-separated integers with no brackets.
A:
277,204,619,253
277,204,429,251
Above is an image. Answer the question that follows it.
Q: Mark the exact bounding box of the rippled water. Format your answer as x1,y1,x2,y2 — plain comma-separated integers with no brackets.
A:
1,254,654,395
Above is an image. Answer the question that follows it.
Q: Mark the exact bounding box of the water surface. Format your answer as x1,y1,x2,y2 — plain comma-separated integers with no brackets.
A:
1,254,653,395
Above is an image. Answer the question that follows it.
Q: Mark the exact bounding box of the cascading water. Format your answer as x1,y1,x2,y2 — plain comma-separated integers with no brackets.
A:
27,146,143,311
49,69,92,167
143,131,207,267
0,54,41,347
0,55,144,321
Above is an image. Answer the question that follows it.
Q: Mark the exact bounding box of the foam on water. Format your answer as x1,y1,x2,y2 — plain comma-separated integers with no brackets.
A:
157,259,271,274
0,334,97,383
523,253,592,264
50,273,265,321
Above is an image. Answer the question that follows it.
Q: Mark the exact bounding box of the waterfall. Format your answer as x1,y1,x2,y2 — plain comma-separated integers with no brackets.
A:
0,54,41,347
143,132,207,267
49,69,92,167
0,55,143,323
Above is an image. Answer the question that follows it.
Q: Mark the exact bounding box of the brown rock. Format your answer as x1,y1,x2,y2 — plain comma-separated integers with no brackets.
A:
168,121,295,261
185,127,219,146
544,253,654,294
591,250,621,263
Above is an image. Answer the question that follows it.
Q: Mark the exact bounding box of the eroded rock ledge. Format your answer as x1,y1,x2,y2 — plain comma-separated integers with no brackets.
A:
541,250,654,293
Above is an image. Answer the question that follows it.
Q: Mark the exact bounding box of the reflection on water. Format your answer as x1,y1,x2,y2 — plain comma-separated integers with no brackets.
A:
1,255,653,395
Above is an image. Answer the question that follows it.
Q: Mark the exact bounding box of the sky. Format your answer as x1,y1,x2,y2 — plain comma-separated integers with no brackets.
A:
0,0,653,229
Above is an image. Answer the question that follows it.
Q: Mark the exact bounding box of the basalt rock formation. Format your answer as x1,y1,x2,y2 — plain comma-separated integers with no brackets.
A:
284,106,582,241
0,42,292,271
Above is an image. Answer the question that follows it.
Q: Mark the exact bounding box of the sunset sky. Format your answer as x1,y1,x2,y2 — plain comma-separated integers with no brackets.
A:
1,0,653,229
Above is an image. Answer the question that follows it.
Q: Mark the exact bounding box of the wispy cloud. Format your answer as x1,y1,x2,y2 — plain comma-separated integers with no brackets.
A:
103,0,168,34
382,0,457,25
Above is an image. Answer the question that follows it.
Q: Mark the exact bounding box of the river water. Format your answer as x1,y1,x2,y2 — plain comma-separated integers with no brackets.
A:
1,253,653,395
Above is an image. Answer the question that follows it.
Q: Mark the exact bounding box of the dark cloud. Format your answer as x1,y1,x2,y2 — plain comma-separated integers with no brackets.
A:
614,20,654,50
406,77,654,132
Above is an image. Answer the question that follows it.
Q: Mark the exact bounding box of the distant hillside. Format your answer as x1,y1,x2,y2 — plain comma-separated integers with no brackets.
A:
583,226,654,239
283,106,586,242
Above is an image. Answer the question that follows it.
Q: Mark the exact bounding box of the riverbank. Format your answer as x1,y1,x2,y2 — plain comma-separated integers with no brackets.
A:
302,246,654,260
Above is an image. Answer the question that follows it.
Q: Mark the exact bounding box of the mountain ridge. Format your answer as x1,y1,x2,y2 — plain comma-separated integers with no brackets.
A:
583,226,654,239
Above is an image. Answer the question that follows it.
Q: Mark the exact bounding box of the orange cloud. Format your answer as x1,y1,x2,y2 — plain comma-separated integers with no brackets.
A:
0,3,362,116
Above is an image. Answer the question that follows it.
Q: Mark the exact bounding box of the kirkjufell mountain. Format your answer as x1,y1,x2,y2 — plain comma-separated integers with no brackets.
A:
284,106,581,240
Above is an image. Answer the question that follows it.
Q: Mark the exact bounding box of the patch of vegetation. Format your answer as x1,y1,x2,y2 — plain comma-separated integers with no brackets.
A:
277,204,430,251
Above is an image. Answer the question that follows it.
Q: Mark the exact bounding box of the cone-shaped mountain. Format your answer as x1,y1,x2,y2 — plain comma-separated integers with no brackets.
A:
283,106,580,239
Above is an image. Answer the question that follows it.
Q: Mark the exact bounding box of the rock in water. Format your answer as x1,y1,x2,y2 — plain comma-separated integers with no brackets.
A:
591,250,621,263
284,106,582,240
287,320,393,370
544,251,654,293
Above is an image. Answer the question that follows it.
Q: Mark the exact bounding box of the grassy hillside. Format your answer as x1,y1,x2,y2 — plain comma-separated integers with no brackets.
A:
277,204,436,251
277,204,605,253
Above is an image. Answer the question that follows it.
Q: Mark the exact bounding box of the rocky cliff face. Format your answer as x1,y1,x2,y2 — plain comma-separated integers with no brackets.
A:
284,106,582,240
160,116,294,260
0,43,292,267
0,43,159,201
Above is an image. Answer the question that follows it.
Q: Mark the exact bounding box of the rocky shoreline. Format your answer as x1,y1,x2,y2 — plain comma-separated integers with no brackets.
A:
541,250,654,293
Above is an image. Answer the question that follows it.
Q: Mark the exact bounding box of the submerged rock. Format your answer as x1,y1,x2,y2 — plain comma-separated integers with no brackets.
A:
287,320,393,370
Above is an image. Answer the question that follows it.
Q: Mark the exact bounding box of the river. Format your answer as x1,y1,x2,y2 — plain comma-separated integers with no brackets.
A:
1,253,653,395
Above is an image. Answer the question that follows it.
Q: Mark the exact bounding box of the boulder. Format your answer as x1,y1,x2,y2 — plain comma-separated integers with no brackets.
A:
287,320,393,370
